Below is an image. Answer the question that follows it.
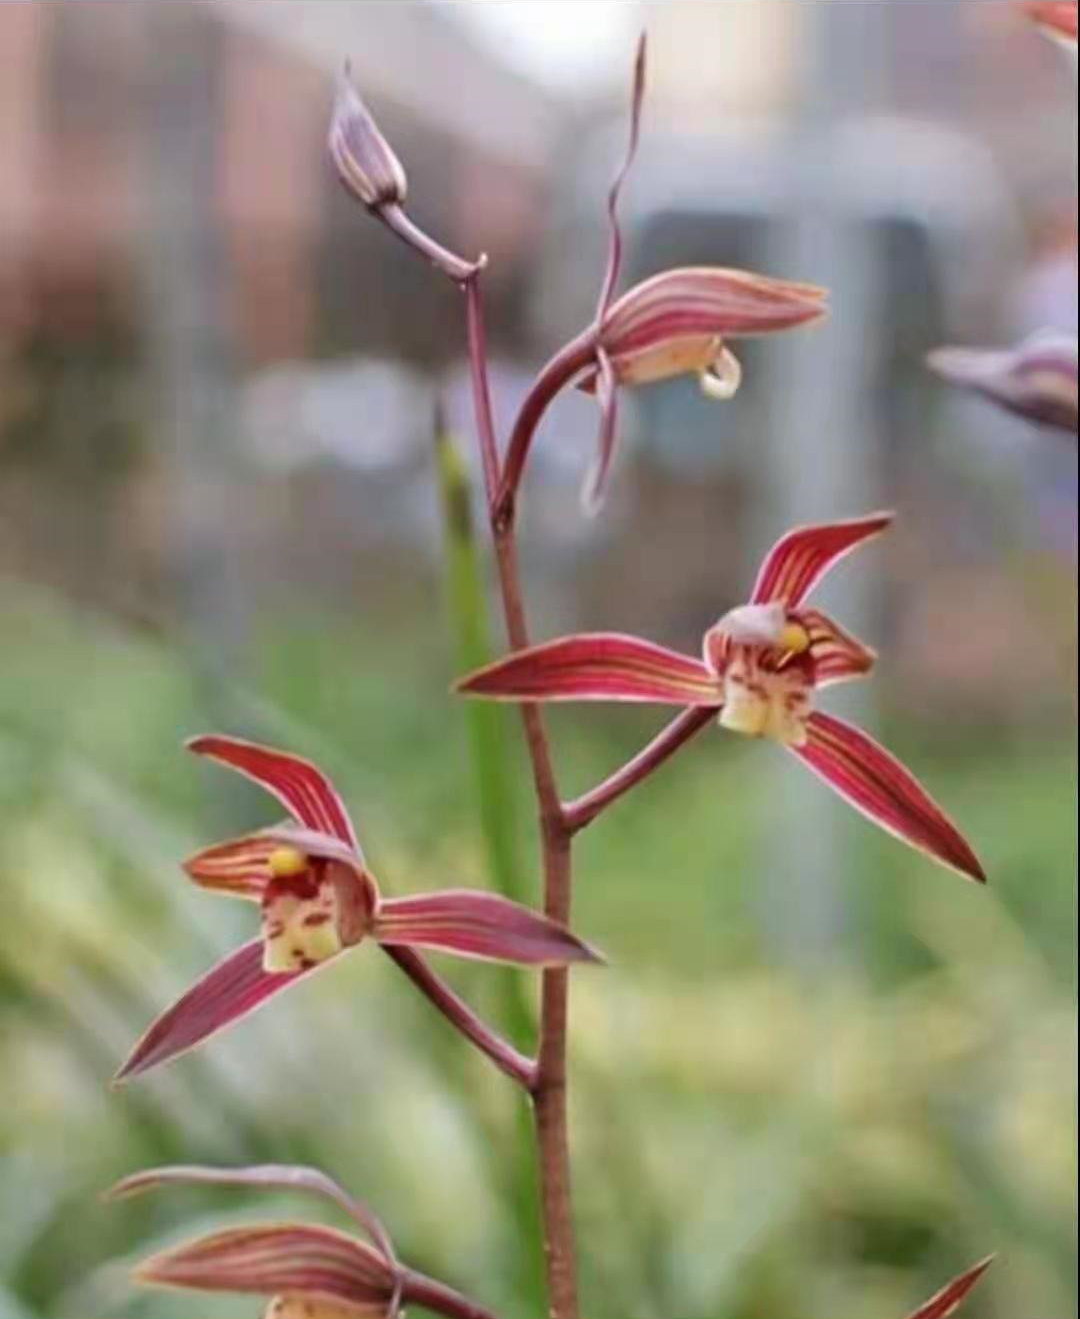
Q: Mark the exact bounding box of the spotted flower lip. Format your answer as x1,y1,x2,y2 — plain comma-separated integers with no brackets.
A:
458,512,986,884
105,1164,496,1319
927,334,1078,436
114,736,601,1084
903,1257,994,1319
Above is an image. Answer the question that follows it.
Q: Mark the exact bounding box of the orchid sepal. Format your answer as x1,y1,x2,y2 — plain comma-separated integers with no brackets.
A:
904,1257,994,1319
792,711,986,884
457,633,724,706
374,890,604,966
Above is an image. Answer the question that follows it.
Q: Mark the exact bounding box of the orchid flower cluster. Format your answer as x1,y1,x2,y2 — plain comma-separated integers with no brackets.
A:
94,14,1076,1318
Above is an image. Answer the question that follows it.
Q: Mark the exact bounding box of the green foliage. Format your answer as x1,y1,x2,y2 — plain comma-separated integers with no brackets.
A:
0,581,1075,1318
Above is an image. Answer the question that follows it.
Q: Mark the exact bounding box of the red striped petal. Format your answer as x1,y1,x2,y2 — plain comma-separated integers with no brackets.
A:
1024,0,1077,43
800,607,877,687
457,634,723,705
905,1258,994,1319
106,1165,396,1265
187,736,359,850
791,712,986,883
374,891,603,966
184,826,378,923
134,1222,393,1312
599,267,827,359
114,939,335,1083
751,512,894,607
183,832,283,901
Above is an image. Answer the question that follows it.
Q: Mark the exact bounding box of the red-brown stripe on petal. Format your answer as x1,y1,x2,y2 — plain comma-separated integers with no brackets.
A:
374,891,603,967
599,267,827,357
456,634,723,705
751,512,894,608
799,607,877,687
790,712,986,883
187,736,360,851
134,1222,393,1312
184,832,281,901
1024,0,1077,43
106,1165,396,1266
114,939,336,1084
905,1258,994,1319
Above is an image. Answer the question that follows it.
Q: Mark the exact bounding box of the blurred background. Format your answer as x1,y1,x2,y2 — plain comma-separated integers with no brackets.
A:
0,2,1075,1317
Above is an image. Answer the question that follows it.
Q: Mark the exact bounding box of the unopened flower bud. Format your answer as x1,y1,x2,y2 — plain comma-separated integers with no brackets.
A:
328,68,407,210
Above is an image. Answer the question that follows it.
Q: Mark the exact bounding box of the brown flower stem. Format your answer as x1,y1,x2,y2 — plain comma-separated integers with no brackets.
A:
465,275,581,1319
402,1266,500,1319
378,202,486,283
383,945,535,1089
494,326,597,531
563,706,717,833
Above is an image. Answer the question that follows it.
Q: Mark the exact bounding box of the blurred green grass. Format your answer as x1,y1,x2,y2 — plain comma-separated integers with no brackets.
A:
0,578,1075,1319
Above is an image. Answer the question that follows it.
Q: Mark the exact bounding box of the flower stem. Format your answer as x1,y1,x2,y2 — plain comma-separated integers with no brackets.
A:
383,945,535,1089
402,1267,501,1319
465,276,581,1319
564,706,716,832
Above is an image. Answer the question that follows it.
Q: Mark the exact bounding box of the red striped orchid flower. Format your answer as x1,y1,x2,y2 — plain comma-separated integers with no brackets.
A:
106,1164,495,1319
458,513,985,884
115,736,600,1083
496,36,828,516
902,1258,993,1319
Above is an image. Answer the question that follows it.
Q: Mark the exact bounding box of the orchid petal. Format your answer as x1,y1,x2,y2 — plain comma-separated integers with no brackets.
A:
800,607,877,687
791,712,986,883
905,1258,994,1319
751,511,894,607
927,336,1078,435
582,345,621,515
134,1222,393,1313
183,831,285,901
188,735,360,851
599,267,828,359
185,826,379,931
114,939,336,1083
106,1165,397,1266
375,891,603,967
457,633,723,705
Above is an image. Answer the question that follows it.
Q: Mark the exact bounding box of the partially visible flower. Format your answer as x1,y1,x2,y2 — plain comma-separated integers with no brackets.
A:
928,334,1078,436
902,1257,994,1319
574,267,827,509
1024,0,1078,46
328,66,407,210
459,513,985,883
115,736,600,1082
106,1164,495,1319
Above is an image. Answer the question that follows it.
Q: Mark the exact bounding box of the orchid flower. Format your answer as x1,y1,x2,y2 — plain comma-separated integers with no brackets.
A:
902,1258,994,1319
928,333,1079,437
115,736,600,1082
106,1164,496,1319
458,513,985,883
495,36,827,516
